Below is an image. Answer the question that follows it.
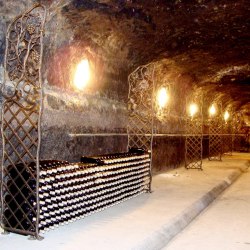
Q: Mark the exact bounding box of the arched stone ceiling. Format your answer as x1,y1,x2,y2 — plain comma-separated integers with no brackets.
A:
49,0,249,114
1,0,249,116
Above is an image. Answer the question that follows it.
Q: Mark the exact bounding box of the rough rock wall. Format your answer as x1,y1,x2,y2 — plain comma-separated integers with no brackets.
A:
0,0,201,173
1,0,248,173
37,1,189,169
40,87,129,162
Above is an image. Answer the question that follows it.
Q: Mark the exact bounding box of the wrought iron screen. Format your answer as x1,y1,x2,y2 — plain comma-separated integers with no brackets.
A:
184,94,203,170
208,118,222,161
0,4,46,239
127,63,155,191
185,117,203,169
222,122,233,155
232,112,246,152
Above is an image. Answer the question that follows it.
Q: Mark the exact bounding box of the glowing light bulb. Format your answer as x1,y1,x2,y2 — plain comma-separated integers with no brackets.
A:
74,59,90,90
189,103,198,117
209,104,216,116
224,111,230,121
157,87,169,108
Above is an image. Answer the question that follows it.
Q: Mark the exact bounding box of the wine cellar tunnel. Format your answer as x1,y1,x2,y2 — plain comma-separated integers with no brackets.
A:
0,0,249,240
0,0,249,173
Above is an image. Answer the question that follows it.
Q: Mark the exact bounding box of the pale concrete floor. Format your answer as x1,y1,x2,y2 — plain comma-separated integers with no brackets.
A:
0,153,249,250
165,154,250,250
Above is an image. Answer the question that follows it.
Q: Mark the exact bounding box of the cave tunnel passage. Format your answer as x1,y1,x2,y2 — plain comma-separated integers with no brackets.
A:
0,0,249,172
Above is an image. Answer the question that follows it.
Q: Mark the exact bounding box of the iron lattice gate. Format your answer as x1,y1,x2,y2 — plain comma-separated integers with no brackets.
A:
222,122,233,155
185,118,203,170
232,113,246,152
0,4,46,239
127,63,155,191
208,118,222,161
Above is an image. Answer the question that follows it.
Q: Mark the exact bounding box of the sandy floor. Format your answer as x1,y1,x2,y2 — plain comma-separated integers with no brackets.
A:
166,156,250,250
0,153,249,250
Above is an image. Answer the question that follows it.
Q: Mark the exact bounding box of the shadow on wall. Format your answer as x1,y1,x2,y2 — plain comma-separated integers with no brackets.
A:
40,127,128,163
152,136,185,174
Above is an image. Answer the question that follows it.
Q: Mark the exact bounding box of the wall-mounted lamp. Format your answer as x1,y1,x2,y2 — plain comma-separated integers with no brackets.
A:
189,103,198,118
74,59,90,90
224,111,230,121
157,86,169,108
209,104,216,116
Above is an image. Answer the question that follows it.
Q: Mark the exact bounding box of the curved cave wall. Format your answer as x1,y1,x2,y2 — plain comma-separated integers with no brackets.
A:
40,5,131,162
0,0,249,173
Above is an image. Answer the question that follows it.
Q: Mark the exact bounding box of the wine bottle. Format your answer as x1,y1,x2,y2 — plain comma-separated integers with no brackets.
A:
3,209,18,228
4,194,18,211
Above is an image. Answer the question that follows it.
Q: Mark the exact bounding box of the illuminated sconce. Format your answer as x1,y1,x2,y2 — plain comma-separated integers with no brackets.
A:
74,59,90,90
224,111,230,121
209,104,216,116
189,103,198,118
157,87,169,108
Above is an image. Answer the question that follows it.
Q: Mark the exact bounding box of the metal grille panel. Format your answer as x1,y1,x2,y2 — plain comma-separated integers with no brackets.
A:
127,63,155,191
232,113,248,152
0,4,46,239
222,122,233,155
208,118,222,161
185,118,203,169
127,64,155,150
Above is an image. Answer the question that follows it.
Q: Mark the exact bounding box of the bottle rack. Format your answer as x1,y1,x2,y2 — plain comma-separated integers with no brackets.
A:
0,4,152,239
2,151,150,237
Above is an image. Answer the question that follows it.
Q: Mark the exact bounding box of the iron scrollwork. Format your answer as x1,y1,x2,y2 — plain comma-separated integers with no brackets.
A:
1,3,45,110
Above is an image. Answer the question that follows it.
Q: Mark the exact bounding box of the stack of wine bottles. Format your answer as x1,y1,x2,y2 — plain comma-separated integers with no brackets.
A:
2,149,150,235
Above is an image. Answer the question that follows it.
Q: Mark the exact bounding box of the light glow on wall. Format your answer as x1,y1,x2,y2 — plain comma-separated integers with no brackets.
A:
157,87,169,108
209,104,216,116
74,59,90,90
224,111,230,121
189,103,198,117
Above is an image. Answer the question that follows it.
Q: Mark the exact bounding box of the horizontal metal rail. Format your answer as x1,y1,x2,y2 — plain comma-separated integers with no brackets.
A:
69,133,246,137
